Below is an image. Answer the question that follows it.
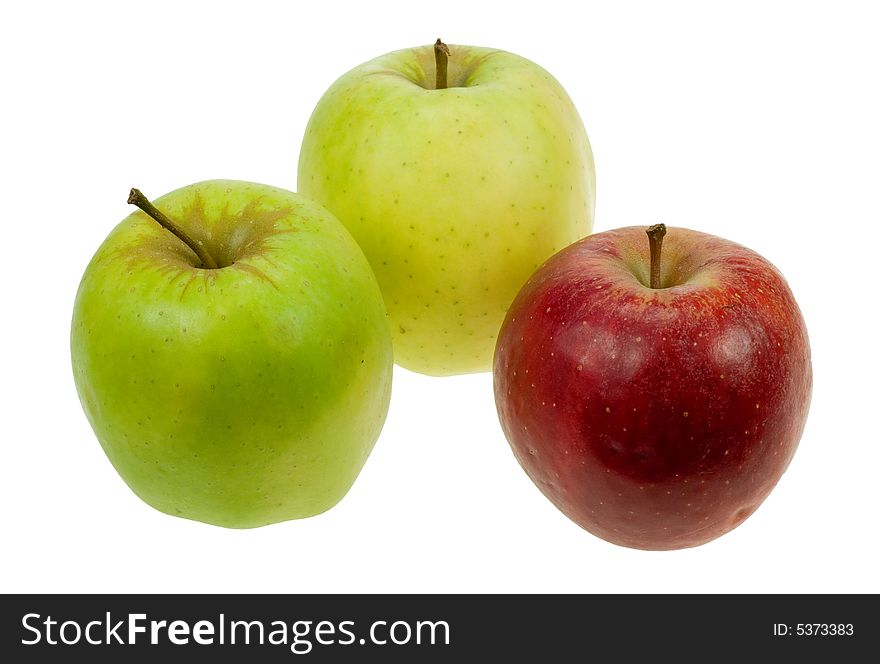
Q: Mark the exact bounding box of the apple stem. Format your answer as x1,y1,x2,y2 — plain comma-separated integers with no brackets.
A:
646,223,667,289
434,38,450,89
128,188,219,269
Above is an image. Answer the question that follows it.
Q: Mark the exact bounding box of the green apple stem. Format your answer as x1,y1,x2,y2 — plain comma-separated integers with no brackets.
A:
646,223,667,289
434,38,450,89
128,188,219,269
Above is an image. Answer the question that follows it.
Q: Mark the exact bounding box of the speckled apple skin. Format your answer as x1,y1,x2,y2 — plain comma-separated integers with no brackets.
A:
494,227,812,550
298,44,595,375
71,181,392,528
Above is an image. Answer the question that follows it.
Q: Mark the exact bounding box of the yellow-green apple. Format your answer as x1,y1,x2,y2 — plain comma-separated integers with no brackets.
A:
298,40,595,375
494,225,811,550
71,180,393,528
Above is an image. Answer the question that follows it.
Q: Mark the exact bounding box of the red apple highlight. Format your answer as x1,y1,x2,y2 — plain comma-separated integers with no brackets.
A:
493,225,811,550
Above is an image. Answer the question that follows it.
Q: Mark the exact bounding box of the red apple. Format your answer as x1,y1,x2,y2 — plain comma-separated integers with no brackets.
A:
493,225,812,550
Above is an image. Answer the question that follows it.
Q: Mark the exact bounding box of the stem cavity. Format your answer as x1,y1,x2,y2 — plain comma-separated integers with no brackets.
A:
646,223,667,289
434,38,450,89
128,188,219,269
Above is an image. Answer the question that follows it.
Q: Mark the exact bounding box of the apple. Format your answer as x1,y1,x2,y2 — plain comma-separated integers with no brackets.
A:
493,224,812,550
298,39,596,375
71,180,393,528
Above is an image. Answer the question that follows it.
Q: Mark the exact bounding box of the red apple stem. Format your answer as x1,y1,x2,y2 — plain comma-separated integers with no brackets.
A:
434,38,450,89
646,223,667,289
128,188,219,269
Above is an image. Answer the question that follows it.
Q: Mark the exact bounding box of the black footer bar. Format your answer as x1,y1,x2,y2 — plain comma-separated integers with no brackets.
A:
1,593,871,661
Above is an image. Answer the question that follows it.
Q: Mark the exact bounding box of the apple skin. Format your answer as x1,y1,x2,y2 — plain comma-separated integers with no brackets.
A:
298,43,595,375
493,226,811,550
71,180,393,528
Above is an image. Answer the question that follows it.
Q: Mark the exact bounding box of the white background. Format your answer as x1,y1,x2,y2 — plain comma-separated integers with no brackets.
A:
2,0,878,594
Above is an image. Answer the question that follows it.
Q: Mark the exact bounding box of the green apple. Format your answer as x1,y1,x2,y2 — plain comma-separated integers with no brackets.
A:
70,180,393,528
298,40,595,375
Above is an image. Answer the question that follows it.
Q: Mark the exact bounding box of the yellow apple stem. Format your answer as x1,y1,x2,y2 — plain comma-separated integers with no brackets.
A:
646,223,667,289
127,188,219,269
434,38,450,89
